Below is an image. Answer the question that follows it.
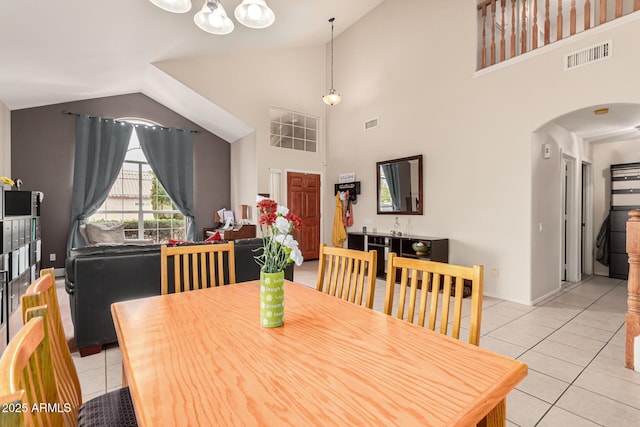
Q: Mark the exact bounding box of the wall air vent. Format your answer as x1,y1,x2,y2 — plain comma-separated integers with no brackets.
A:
564,40,611,71
364,118,379,131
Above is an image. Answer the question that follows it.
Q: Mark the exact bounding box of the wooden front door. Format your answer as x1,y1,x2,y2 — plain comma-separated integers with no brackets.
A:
287,172,321,260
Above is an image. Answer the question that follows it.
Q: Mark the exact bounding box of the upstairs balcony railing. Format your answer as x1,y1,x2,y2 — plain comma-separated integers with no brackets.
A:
477,0,640,69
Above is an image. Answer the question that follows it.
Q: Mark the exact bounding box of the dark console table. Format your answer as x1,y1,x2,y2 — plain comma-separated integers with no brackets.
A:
347,232,448,278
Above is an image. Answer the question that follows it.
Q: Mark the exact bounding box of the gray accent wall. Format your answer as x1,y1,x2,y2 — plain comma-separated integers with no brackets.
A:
11,93,230,269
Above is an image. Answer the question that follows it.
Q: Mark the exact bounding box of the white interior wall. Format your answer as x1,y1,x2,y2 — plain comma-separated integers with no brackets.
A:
230,132,258,221
153,0,640,304
154,45,327,214
323,0,640,303
531,123,593,302
592,138,640,276
0,100,10,177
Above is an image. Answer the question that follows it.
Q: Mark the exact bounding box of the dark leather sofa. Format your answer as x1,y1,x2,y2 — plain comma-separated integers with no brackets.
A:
65,238,293,356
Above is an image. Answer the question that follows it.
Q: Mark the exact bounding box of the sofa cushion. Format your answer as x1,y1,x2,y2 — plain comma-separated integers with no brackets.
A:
69,244,163,258
85,223,126,244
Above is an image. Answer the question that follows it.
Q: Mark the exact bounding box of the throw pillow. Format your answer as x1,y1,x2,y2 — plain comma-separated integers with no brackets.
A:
168,239,191,246
78,224,91,244
85,222,126,245
204,231,222,242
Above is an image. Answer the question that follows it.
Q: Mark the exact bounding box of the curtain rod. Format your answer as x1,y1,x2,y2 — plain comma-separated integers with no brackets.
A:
61,110,200,134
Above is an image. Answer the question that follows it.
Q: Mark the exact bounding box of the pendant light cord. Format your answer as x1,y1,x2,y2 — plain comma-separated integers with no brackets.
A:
329,17,335,90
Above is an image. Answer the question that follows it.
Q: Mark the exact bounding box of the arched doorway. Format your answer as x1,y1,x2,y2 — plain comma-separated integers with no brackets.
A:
531,103,640,302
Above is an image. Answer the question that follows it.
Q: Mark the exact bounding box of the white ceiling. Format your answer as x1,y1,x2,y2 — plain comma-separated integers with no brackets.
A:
2,0,639,144
552,103,640,144
0,0,383,112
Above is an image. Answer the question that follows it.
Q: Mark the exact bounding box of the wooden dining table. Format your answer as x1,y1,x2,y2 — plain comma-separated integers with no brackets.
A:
111,280,527,426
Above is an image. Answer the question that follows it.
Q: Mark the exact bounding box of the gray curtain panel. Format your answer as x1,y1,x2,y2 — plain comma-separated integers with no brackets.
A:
67,115,132,251
135,125,196,240
381,163,401,211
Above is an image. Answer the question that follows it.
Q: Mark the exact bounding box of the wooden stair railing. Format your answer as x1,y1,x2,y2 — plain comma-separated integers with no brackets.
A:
477,0,640,70
626,210,640,370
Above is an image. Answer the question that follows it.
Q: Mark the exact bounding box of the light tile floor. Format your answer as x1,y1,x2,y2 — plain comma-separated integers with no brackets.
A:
75,261,640,426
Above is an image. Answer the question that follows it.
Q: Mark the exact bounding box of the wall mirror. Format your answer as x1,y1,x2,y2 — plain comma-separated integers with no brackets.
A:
376,154,423,215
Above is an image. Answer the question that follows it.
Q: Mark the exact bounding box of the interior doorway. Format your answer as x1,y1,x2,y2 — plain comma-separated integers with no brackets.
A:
561,154,579,282
581,161,593,277
287,171,321,260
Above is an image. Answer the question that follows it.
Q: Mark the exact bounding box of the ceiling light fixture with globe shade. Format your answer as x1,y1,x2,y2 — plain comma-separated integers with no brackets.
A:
148,0,275,35
194,0,234,34
323,17,341,106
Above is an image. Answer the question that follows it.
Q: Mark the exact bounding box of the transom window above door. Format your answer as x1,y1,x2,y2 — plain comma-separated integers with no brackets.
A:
269,107,318,153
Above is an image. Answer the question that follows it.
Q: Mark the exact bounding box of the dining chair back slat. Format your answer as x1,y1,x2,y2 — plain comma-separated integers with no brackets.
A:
0,314,63,427
316,244,377,309
161,242,236,294
21,273,82,426
383,253,484,345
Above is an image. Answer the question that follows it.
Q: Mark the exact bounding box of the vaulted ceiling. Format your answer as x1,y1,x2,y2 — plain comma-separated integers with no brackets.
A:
0,0,383,110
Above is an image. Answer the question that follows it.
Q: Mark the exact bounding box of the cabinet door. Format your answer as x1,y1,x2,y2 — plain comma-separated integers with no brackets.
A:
610,210,629,232
1,221,10,253
23,219,30,243
0,256,6,333
366,236,389,277
610,253,629,279
11,221,19,250
347,233,365,250
8,279,19,313
9,250,19,280
17,220,25,245
610,231,626,254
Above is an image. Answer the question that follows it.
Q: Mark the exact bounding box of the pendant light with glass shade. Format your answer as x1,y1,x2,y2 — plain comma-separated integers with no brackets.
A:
194,0,234,35
323,18,341,106
234,0,275,29
148,0,192,14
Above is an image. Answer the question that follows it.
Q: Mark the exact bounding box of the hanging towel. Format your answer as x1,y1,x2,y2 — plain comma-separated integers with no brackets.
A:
342,190,354,227
332,192,347,247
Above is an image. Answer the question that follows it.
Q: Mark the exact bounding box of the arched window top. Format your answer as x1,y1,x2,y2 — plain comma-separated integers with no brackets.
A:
116,118,160,163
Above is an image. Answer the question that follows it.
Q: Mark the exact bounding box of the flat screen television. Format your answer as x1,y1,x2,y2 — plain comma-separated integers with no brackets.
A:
4,191,33,217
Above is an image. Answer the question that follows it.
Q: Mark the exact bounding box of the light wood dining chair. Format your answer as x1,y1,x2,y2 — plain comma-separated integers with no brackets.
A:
161,242,236,294
21,275,138,427
39,266,56,284
21,274,81,426
383,253,484,346
316,244,377,309
0,314,63,426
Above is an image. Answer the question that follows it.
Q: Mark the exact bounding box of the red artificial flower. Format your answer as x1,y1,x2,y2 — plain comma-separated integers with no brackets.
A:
285,213,302,230
257,199,278,213
257,199,279,226
259,211,277,226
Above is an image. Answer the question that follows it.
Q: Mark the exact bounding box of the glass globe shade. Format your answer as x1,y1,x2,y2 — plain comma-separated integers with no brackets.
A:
194,1,234,35
322,90,342,106
234,0,275,29
148,0,192,14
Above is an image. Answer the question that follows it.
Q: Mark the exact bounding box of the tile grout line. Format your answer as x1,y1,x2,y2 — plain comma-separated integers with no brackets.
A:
479,276,620,425
529,323,622,427
488,277,622,361
524,279,628,425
